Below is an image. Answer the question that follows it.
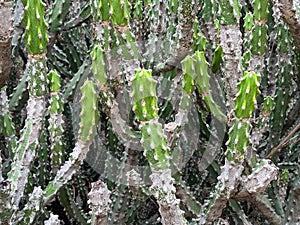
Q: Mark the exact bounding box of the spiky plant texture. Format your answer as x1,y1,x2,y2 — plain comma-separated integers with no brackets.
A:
0,0,299,224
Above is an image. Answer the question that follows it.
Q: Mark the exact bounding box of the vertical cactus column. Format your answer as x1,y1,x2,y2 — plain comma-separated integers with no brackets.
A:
268,1,295,152
143,0,169,67
165,0,195,67
48,70,65,174
249,0,268,72
0,2,15,183
244,0,270,151
284,176,300,224
0,88,15,187
226,71,261,163
91,0,141,149
132,69,187,225
242,12,254,70
251,96,274,148
217,0,242,111
8,0,49,209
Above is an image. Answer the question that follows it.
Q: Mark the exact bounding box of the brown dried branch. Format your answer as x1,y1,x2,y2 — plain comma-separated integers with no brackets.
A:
266,122,300,159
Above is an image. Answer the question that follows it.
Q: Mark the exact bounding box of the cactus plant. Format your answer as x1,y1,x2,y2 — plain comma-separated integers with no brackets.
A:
0,0,299,224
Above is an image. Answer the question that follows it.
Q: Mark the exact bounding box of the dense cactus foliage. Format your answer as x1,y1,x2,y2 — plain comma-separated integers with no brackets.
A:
0,0,300,224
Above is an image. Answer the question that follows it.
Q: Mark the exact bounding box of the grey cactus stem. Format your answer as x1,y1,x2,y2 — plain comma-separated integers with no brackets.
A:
217,0,242,111
165,0,195,67
0,1,13,88
88,180,112,225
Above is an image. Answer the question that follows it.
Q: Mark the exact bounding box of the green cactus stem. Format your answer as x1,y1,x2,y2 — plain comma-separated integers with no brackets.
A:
226,71,261,163
268,3,295,152
8,55,48,209
90,45,107,90
181,51,226,122
249,194,282,225
63,61,90,101
242,12,254,70
251,96,274,149
226,120,252,163
44,79,98,204
199,0,216,46
234,71,261,119
108,156,137,224
90,46,141,154
164,0,195,67
22,0,48,55
211,45,223,73
58,186,89,224
140,122,170,170
276,0,300,51
246,0,268,73
132,69,158,122
48,70,65,173
283,176,300,224
0,87,16,183
132,69,187,225
0,0,299,224
109,0,131,26
205,71,262,221
8,71,29,111
227,199,252,224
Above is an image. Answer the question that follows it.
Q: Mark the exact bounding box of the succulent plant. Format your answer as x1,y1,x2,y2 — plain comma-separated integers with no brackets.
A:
0,0,299,224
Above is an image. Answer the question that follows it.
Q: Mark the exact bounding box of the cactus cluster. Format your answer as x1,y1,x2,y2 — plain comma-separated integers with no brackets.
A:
0,0,299,224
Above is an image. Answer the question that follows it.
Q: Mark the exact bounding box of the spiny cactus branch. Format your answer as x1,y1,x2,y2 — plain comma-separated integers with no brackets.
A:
1,0,299,224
